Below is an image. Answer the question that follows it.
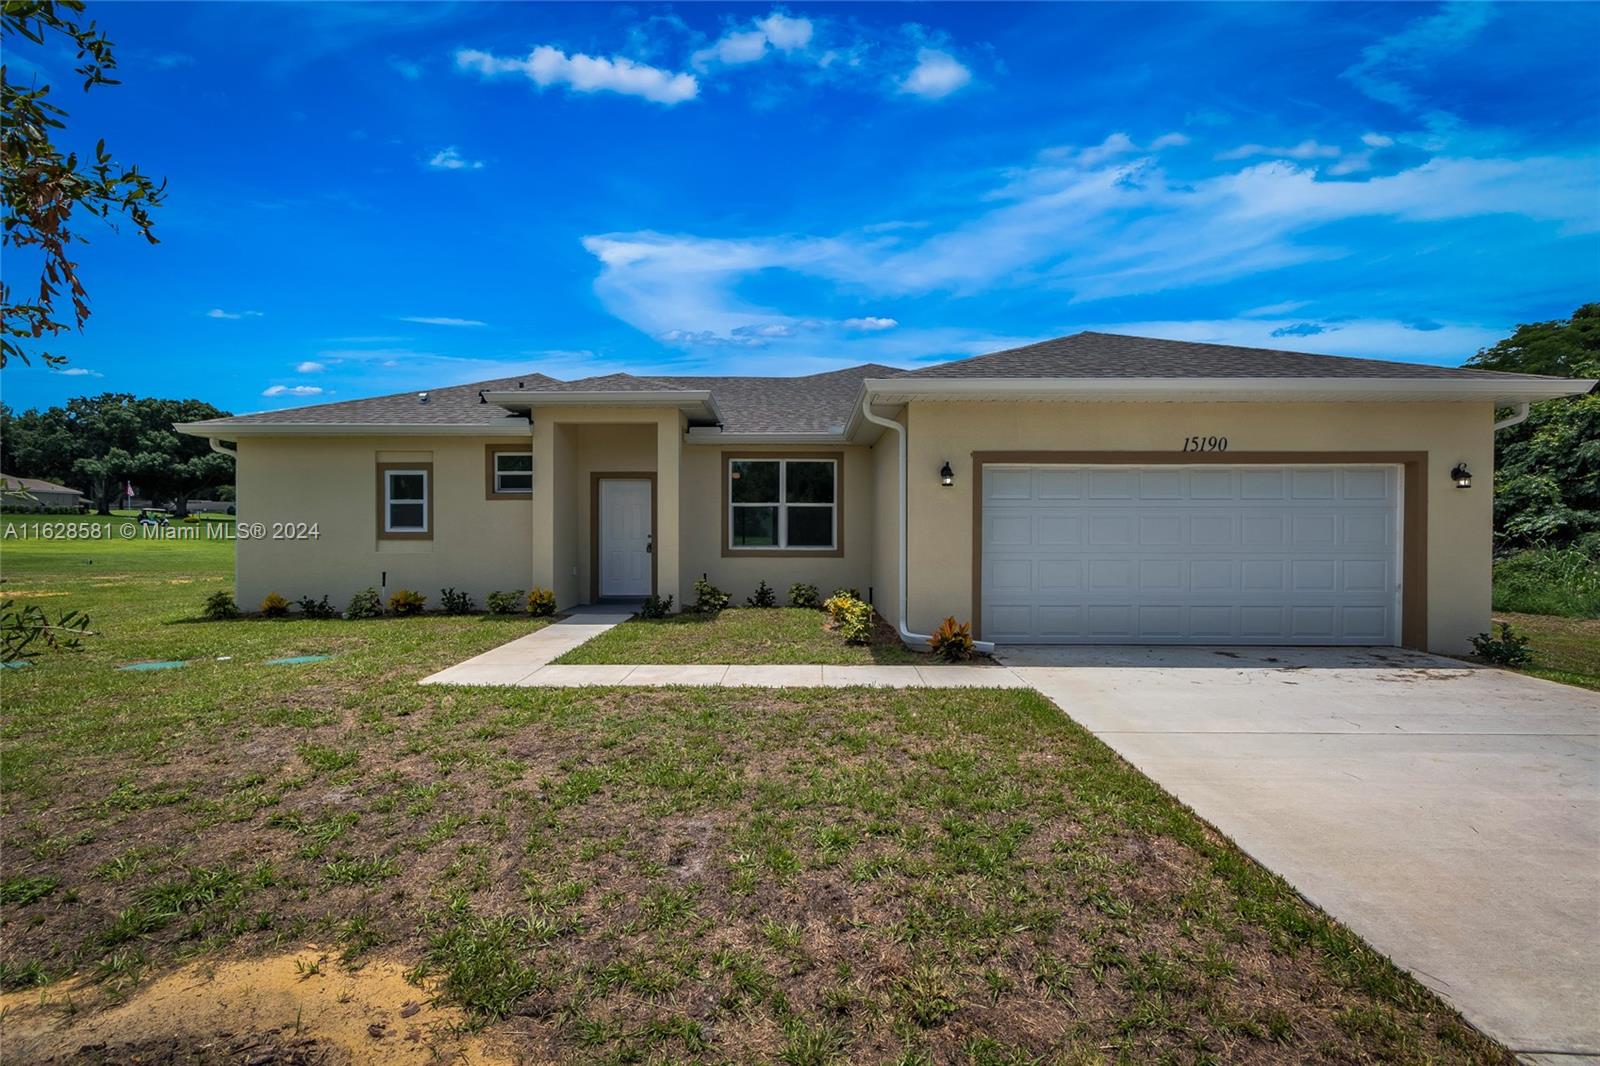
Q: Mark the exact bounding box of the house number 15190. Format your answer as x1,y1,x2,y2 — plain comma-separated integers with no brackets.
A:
1182,436,1229,452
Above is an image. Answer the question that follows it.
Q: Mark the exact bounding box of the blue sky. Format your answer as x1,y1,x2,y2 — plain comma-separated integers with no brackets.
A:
5,1,1597,415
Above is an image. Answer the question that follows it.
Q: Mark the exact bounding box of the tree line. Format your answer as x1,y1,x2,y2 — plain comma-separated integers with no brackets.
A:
1,394,234,515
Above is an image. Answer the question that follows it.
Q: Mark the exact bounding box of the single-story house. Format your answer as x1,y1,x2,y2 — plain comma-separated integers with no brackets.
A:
176,332,1594,653
1,474,86,512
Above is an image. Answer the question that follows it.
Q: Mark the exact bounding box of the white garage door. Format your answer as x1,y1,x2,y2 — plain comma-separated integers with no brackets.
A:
981,465,1401,645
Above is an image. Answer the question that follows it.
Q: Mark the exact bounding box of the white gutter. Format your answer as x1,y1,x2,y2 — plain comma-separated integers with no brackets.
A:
683,427,847,445
205,437,237,457
1492,401,1532,431
858,395,995,655
483,389,722,423
862,376,1598,405
174,420,533,438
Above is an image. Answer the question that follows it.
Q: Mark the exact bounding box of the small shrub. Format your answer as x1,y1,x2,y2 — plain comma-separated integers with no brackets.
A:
822,592,854,626
927,616,975,662
389,588,426,616
746,580,777,608
835,598,873,645
788,582,821,609
296,595,338,620
689,578,730,614
830,587,861,603
527,587,557,617
260,593,290,618
1470,622,1533,667
640,593,674,619
345,587,383,620
486,590,523,615
440,587,476,615
201,591,239,621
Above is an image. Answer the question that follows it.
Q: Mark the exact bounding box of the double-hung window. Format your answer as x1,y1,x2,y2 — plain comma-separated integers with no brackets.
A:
382,467,430,535
727,456,838,552
494,451,533,493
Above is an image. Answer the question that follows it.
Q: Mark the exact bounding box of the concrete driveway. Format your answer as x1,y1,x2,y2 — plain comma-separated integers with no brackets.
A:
999,645,1600,1061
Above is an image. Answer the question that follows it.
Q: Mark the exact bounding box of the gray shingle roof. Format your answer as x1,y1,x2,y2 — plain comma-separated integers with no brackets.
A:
897,331,1553,381
181,332,1572,436
203,374,559,425
2,474,83,495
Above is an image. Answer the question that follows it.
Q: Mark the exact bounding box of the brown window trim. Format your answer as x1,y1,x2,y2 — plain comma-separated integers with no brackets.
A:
485,443,534,500
376,461,434,541
720,451,845,558
968,451,1427,650
589,472,657,602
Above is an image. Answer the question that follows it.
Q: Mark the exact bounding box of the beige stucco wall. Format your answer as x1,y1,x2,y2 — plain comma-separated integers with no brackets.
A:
532,407,683,608
901,400,1496,654
678,444,877,607
233,434,533,610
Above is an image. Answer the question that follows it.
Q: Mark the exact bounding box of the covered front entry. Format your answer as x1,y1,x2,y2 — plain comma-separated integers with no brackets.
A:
979,462,1404,644
594,475,655,599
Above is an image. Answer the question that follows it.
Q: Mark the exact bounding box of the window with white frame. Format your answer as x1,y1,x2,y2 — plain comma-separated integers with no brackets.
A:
384,468,429,533
494,451,533,493
728,458,836,550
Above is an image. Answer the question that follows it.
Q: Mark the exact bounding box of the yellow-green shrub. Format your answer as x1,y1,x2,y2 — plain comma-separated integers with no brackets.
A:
927,616,974,661
388,588,426,615
527,587,557,617
260,592,290,618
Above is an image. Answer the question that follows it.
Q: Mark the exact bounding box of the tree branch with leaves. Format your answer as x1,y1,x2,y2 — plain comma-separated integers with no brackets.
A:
2,0,166,368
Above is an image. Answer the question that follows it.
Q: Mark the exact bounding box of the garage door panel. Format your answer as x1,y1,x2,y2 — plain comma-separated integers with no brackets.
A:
983,464,1399,645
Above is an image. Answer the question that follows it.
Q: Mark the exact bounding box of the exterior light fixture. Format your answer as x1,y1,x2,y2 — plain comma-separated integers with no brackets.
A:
939,461,954,487
1450,463,1472,489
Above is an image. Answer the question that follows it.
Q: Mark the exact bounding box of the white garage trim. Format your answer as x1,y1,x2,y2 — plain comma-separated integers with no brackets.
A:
972,452,1429,647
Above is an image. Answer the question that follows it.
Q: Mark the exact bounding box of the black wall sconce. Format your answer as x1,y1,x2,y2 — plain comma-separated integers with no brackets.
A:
939,460,954,487
1450,463,1472,489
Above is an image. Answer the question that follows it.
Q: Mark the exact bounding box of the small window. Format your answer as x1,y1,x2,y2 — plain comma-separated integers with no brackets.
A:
728,457,837,551
385,469,429,533
494,451,533,493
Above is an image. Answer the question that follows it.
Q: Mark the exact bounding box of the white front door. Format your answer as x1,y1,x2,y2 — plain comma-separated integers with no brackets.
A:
599,479,652,598
981,464,1402,644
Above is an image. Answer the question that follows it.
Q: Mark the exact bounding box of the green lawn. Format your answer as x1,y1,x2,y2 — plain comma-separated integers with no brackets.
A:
1491,611,1600,692
555,606,932,665
0,534,1509,1063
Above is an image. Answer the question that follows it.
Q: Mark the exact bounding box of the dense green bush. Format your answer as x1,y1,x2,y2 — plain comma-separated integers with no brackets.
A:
746,580,777,608
486,590,523,615
640,593,674,619
527,587,557,617
346,587,383,620
296,594,338,619
201,590,239,621
689,578,730,614
1470,622,1534,667
788,582,821,609
1492,543,1600,618
389,588,426,616
440,587,476,615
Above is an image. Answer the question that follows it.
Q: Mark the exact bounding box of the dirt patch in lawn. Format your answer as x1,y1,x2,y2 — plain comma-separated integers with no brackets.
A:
0,949,510,1065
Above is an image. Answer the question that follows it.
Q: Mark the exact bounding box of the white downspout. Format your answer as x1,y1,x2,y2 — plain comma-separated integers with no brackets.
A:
1492,402,1531,432
206,437,238,457
859,394,995,654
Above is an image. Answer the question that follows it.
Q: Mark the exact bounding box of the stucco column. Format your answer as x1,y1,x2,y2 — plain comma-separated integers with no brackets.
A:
655,413,682,606
531,415,558,596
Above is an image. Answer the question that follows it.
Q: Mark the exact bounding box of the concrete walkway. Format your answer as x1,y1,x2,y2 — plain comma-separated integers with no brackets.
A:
1001,645,1600,1062
419,607,1028,688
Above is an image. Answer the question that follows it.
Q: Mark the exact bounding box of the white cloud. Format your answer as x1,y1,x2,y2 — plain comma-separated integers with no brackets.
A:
1217,140,1342,161
579,144,1599,348
1149,132,1191,150
388,55,422,80
428,146,483,171
1362,132,1396,148
692,11,814,70
262,384,324,397
1240,300,1310,318
399,316,487,327
1074,132,1138,167
1343,2,1492,119
295,361,326,373
1074,318,1503,364
456,46,698,105
842,316,898,331
897,48,971,100
206,308,263,320
52,366,102,377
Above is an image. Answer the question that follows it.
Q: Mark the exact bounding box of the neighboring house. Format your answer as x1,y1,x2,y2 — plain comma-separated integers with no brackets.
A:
176,332,1594,653
1,474,85,512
